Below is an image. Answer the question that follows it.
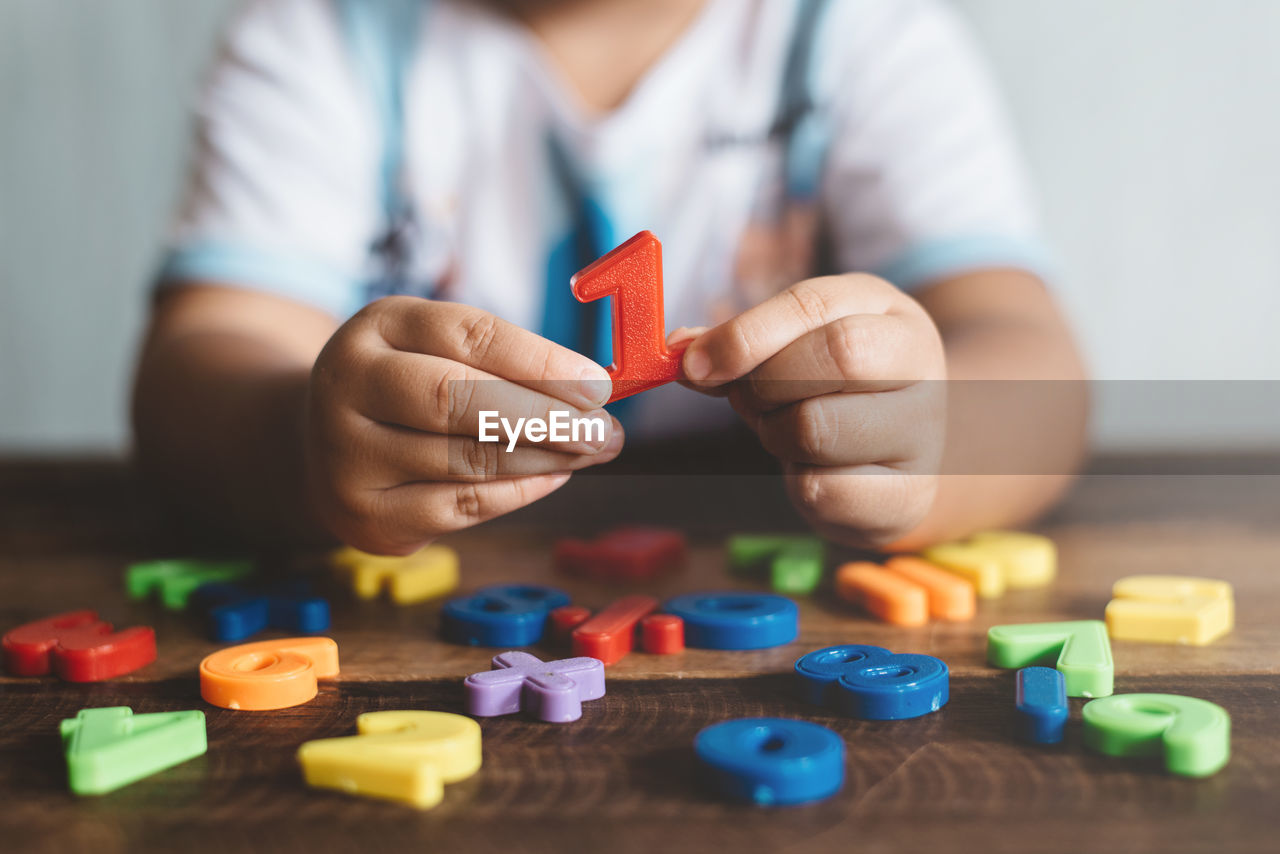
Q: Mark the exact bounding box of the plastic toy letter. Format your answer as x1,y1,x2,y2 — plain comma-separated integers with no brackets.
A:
1016,667,1069,744
923,531,1056,598
795,644,949,720
883,556,975,622
441,584,570,647
1083,693,1230,777
571,594,658,665
549,605,593,642
125,559,254,609
190,581,330,643
297,711,482,809
695,718,845,806
200,636,340,710
1105,575,1234,645
727,535,825,595
834,562,928,627
640,614,685,655
465,651,605,722
663,592,798,650
570,231,687,403
61,706,207,796
987,620,1113,698
555,527,686,582
2,610,156,682
331,545,459,605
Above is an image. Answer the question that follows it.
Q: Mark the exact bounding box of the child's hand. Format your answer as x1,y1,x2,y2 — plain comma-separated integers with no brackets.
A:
305,297,621,554
679,275,946,548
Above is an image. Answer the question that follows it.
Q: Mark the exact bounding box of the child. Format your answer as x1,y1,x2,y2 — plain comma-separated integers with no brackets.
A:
133,0,1088,554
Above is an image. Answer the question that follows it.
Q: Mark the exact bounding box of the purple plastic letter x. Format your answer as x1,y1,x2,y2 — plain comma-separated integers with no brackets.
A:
465,651,606,723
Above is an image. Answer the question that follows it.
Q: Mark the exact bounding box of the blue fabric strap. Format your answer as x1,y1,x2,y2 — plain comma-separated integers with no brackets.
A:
333,0,425,220
543,0,835,368
541,133,617,367
333,0,428,301
777,0,834,203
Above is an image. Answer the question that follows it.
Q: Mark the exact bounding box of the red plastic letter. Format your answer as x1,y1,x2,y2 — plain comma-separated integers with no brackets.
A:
548,605,593,643
571,595,659,665
554,527,687,582
641,614,685,655
2,610,157,682
570,231,687,402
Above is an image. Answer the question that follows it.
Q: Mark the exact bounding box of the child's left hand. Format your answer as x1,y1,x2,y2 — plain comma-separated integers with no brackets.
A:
678,274,947,548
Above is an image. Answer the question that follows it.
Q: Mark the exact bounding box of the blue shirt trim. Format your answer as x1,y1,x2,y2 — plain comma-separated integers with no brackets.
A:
875,235,1056,291
334,0,426,220
157,242,360,318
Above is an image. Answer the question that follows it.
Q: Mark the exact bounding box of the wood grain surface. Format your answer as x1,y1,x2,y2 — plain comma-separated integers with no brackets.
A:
1,457,1277,854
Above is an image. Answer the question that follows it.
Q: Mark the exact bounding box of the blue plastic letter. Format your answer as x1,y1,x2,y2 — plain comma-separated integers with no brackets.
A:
190,581,330,642
441,585,571,647
695,718,844,806
795,644,950,720
662,592,798,650
1016,666,1069,744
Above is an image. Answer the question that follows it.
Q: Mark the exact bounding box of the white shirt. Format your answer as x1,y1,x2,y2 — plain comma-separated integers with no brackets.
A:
162,0,1047,435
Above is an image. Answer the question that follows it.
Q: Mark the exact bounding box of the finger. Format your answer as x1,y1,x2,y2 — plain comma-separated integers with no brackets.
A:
681,275,902,388
667,326,708,348
370,298,612,409
363,417,624,482
668,327,734,396
357,350,614,454
751,383,945,467
784,463,938,549
377,472,574,540
732,315,932,412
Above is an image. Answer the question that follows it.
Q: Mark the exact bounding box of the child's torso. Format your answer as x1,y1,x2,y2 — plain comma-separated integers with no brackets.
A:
379,0,825,340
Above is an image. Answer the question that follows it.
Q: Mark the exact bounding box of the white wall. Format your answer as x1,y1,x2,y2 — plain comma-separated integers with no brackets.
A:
955,0,1280,449
2,0,1278,453
0,0,237,452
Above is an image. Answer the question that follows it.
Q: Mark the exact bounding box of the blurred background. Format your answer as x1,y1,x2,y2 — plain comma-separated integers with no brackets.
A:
2,0,1278,454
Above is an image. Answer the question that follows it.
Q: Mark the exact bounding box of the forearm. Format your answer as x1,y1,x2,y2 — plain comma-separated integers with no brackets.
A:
131,286,337,544
133,334,319,541
892,271,1090,548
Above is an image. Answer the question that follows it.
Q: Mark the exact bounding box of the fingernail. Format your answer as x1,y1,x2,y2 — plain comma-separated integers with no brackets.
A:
541,471,573,490
578,367,612,406
667,326,707,348
602,422,624,453
583,409,613,451
683,348,712,382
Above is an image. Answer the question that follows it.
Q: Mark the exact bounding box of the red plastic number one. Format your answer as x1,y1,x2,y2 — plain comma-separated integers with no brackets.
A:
570,231,687,403
2,610,157,682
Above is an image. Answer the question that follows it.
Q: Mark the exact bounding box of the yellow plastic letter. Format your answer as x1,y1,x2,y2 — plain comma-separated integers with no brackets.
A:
332,545,459,604
1105,575,1233,645
297,711,482,809
923,530,1056,598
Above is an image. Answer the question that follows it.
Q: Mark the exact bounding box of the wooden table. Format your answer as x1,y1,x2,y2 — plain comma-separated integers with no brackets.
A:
1,458,1277,854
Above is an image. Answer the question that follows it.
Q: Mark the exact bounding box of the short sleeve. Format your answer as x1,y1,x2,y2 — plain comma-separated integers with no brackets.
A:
818,0,1052,290
158,0,382,318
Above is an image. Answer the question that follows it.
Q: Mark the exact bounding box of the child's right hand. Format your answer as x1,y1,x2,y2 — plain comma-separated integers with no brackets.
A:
304,297,621,554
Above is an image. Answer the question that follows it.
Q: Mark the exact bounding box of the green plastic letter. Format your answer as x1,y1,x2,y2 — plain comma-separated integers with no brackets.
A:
987,620,1113,698
1083,693,1230,777
61,706,207,795
727,535,824,595
125,559,254,609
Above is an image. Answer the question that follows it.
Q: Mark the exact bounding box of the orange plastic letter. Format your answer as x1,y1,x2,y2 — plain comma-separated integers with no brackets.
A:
884,557,976,622
200,637,340,711
835,562,928,627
